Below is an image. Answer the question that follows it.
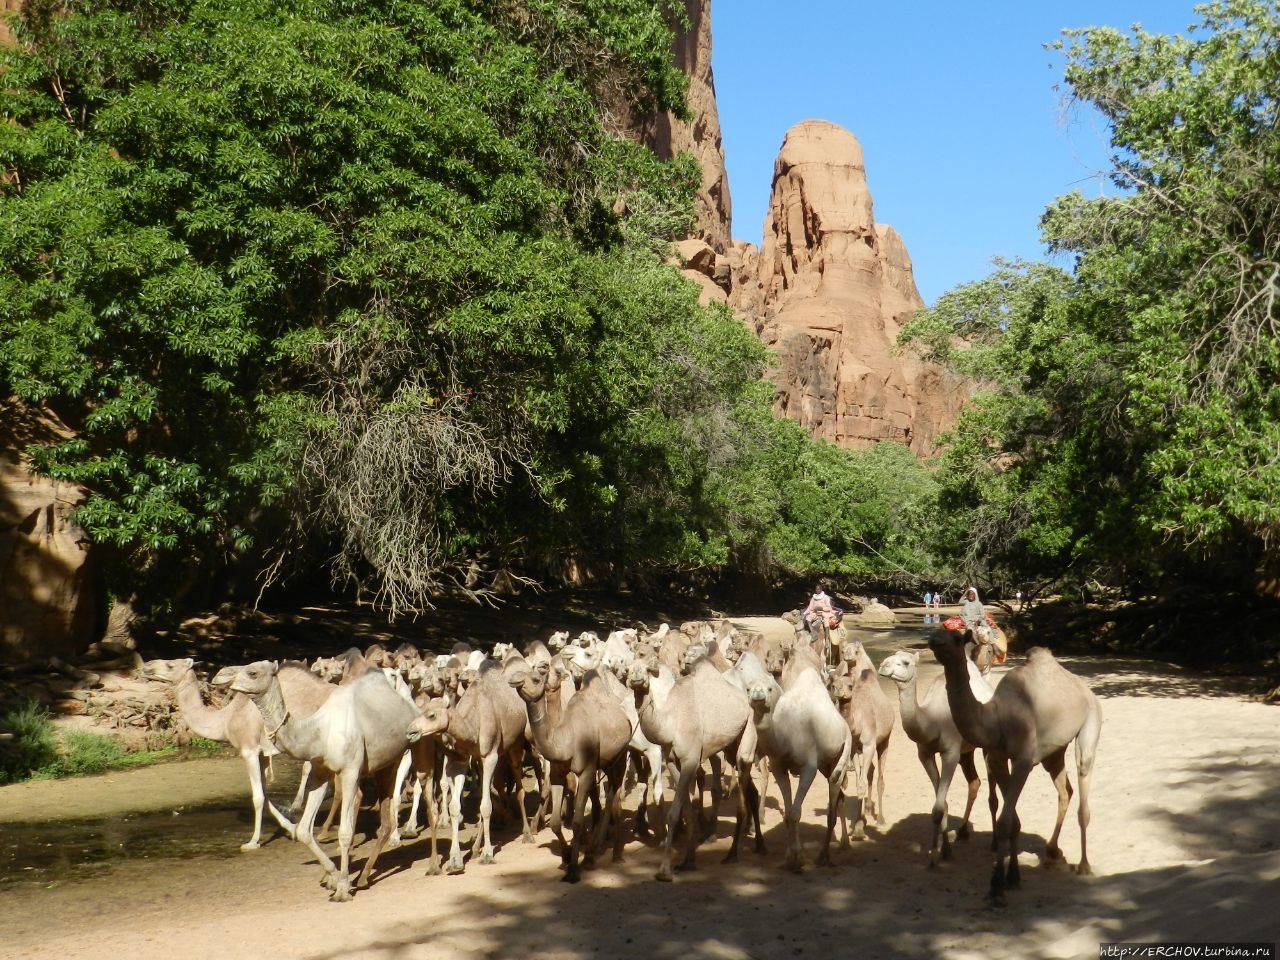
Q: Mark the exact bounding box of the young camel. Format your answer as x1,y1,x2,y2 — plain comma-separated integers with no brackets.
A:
413,662,533,874
227,661,426,902
143,658,299,850
509,662,632,882
878,649,996,867
628,656,761,882
929,630,1102,903
830,666,894,843
749,656,851,871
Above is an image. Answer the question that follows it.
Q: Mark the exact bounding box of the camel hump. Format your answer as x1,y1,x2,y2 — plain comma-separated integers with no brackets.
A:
1025,646,1056,664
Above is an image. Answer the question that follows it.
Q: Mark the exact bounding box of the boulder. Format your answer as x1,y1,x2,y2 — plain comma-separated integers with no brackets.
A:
847,601,897,626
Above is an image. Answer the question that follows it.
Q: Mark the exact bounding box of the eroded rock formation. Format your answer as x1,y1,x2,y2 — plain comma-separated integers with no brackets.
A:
637,0,732,254
733,121,964,454
0,401,97,664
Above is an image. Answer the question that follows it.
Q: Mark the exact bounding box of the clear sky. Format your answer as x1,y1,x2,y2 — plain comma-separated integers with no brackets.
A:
712,1,1198,304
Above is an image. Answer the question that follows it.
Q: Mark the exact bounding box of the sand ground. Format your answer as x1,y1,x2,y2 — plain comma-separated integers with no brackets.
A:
1,617,1277,960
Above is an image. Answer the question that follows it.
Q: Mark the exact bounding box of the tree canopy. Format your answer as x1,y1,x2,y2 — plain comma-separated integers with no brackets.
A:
902,0,1280,599
1,0,936,611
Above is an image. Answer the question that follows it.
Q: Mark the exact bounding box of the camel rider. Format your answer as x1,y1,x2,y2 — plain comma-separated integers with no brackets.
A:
802,584,842,634
960,586,986,631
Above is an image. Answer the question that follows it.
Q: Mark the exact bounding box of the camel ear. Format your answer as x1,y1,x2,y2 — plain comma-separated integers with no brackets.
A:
507,669,529,686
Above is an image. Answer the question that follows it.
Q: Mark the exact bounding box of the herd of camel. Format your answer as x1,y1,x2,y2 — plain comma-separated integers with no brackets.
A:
141,614,1102,904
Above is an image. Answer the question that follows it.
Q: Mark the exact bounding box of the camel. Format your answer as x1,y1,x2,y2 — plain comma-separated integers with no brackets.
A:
143,658,299,851
929,630,1102,903
750,657,851,871
878,649,996,867
629,656,760,881
226,661,425,901
413,662,533,874
509,662,631,882
836,637,874,677
830,666,894,842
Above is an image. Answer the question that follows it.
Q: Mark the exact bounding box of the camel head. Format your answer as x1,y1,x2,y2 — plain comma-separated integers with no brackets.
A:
745,677,777,714
363,643,391,668
142,658,195,683
927,626,971,668
416,697,451,737
227,660,280,698
308,656,344,683
680,643,708,675
507,660,550,703
763,646,786,678
393,643,421,671
491,641,515,661
547,630,570,652
626,655,659,692
877,650,919,684
839,638,865,664
830,674,854,704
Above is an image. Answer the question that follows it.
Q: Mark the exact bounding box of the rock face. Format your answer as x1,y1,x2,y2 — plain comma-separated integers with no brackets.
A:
748,121,965,454
0,0,18,44
0,401,97,664
638,0,732,253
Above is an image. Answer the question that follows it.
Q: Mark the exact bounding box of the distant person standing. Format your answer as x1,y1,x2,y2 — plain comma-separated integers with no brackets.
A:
1016,589,1023,611
924,590,932,608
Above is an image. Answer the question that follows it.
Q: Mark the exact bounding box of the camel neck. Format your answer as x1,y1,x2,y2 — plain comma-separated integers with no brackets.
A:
940,655,995,749
255,677,290,745
173,672,228,742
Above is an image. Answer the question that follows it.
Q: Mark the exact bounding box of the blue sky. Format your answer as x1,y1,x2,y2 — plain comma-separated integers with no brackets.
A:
712,1,1198,304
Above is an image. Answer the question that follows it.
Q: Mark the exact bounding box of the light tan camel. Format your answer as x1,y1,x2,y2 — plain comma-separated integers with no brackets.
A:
414,662,533,874
629,656,760,881
877,649,996,867
143,657,298,851
510,662,631,882
930,630,1102,903
831,666,894,842
750,658,851,871
227,661,425,902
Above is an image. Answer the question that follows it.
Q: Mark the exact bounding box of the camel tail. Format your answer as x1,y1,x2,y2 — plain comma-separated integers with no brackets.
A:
266,754,275,784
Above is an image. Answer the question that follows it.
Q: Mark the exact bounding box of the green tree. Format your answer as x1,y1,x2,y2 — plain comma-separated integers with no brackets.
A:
903,0,1280,597
1,0,794,611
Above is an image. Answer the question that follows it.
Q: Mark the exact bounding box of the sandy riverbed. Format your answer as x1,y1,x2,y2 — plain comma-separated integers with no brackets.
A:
1,617,1277,960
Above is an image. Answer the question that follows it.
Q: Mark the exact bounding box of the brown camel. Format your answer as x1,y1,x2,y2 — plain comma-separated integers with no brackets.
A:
510,661,631,882
930,630,1102,903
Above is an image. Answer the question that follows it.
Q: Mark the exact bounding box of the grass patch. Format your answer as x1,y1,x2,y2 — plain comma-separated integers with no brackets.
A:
1,703,230,784
0,701,60,785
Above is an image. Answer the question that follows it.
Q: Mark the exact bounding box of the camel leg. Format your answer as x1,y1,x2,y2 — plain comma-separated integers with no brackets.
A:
848,747,870,841
956,750,981,841
722,760,756,864
991,759,1032,904
507,745,535,843
294,780,339,887
550,772,570,867
317,776,343,842
985,752,1006,852
920,748,947,867
289,760,313,815
330,765,361,902
784,765,818,872
387,749,413,849
748,761,767,854
656,759,697,882
874,742,888,826
472,750,500,865
817,767,843,867
606,753,629,863
565,761,597,883
1042,747,1072,863
241,750,268,851
1075,706,1101,877
644,745,666,841
443,755,468,874
355,767,399,890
